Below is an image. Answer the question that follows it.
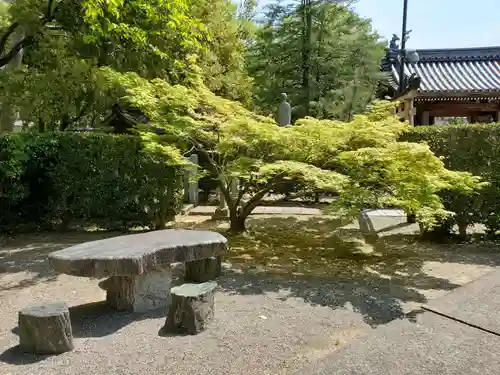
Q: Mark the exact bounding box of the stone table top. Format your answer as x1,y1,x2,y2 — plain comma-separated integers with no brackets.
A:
48,229,227,278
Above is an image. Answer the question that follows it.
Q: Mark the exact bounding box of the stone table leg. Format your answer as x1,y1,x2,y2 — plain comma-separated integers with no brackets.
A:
185,256,222,283
98,267,172,313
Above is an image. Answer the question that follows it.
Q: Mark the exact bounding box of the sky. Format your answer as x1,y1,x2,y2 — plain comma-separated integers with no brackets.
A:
352,0,500,49
259,0,500,49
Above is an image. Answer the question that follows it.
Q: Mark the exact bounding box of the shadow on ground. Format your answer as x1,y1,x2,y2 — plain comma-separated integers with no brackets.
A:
1,301,167,365
69,300,170,338
179,216,500,327
0,346,54,365
3,217,500,332
0,232,121,291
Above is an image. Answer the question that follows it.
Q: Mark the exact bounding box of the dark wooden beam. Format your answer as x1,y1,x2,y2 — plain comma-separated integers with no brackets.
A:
418,102,500,112
426,110,486,117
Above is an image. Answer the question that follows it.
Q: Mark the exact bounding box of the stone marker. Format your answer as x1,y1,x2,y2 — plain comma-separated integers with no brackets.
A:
212,187,229,219
49,229,227,312
277,93,291,126
185,256,222,282
18,302,73,354
358,209,375,234
186,154,199,205
161,282,217,335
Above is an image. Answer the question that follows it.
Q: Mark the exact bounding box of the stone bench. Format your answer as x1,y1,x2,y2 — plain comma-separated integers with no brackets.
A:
48,229,227,313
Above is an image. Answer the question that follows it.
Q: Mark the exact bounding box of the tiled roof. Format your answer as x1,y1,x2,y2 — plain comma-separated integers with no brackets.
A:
382,46,500,95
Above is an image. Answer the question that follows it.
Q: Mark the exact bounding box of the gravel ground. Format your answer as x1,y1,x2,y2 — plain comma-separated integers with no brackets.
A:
1,230,499,375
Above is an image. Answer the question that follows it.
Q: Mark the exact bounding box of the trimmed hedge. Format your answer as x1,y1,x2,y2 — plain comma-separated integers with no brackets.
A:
0,132,183,232
403,123,500,237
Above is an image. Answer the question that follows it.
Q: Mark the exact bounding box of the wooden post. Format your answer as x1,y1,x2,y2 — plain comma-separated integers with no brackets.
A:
408,98,415,125
421,111,430,125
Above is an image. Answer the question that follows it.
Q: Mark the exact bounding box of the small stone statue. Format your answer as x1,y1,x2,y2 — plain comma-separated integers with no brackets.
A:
277,93,291,126
403,29,412,43
389,34,400,50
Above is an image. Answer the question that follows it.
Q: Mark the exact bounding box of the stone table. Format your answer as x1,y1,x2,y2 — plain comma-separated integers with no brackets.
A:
48,229,227,312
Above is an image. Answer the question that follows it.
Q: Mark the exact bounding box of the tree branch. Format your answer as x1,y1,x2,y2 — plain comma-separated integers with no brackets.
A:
0,35,34,68
0,22,19,57
46,0,56,19
240,173,287,218
0,0,61,68
192,142,235,211
236,180,250,208
240,182,280,219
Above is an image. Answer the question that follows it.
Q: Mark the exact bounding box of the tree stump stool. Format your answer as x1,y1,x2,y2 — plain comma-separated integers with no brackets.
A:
161,281,217,335
18,302,74,354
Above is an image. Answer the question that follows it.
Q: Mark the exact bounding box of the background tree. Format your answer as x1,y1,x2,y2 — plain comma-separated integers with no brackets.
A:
247,0,384,120
0,0,254,132
191,0,254,105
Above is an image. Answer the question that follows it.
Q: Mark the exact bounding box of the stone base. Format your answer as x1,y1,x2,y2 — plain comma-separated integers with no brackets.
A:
98,267,172,313
161,282,217,335
185,256,222,283
211,207,229,220
18,302,74,354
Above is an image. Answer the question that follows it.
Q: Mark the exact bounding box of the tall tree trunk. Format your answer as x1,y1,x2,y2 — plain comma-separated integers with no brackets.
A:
315,9,325,104
300,0,313,115
37,118,45,132
0,26,24,133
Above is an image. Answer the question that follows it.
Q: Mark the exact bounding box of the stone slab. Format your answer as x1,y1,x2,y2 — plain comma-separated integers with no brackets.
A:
300,311,500,375
362,209,406,217
49,229,227,278
358,209,414,235
423,268,500,335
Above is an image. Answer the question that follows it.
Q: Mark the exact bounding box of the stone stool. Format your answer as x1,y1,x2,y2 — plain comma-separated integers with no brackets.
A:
161,281,217,335
18,302,74,354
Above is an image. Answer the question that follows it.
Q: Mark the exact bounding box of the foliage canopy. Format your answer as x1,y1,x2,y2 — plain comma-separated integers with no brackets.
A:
103,70,482,231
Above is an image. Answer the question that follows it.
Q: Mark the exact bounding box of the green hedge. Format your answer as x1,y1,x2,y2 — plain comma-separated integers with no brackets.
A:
403,123,500,237
0,132,183,232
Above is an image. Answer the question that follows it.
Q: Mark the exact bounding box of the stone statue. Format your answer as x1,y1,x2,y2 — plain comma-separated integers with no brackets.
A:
277,93,291,126
389,34,400,50
403,29,412,43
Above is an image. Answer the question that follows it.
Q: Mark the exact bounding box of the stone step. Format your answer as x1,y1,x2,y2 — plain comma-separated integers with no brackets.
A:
186,205,324,216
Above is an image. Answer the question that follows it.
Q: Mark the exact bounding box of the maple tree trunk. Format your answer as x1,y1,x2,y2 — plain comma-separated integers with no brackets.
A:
229,213,247,234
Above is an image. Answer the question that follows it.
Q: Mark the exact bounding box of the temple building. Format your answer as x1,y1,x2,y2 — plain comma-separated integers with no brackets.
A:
381,43,500,125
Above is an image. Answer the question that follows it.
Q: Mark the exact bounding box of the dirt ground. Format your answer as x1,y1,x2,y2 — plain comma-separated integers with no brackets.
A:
1,216,499,375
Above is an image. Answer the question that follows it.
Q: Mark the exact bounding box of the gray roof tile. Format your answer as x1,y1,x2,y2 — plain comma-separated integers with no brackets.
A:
383,46,500,94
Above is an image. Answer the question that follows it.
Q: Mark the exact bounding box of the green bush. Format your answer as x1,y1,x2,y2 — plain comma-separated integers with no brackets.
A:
403,123,500,237
0,132,183,232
